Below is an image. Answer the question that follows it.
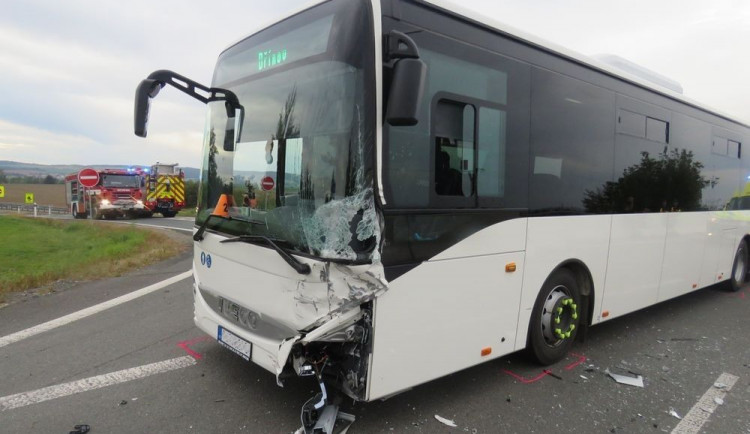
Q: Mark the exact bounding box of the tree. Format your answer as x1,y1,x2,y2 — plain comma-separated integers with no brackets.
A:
43,174,57,184
584,148,709,213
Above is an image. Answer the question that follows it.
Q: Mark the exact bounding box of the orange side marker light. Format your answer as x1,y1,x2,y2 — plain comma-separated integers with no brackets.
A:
505,262,517,273
602,310,610,318
481,347,492,357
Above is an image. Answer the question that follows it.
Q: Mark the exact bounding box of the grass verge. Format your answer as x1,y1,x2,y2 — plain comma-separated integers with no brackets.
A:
178,207,197,217
0,216,187,301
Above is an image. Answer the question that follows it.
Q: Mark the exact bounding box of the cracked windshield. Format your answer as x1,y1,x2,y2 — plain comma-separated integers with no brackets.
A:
197,0,377,262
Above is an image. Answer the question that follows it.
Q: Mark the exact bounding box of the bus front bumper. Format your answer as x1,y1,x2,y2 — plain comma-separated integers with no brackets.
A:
193,281,298,378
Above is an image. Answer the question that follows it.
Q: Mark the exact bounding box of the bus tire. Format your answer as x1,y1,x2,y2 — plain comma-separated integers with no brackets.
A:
528,268,581,365
729,240,748,292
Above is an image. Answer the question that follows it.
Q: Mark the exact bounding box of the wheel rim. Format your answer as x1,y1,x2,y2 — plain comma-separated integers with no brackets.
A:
734,249,746,284
540,285,578,346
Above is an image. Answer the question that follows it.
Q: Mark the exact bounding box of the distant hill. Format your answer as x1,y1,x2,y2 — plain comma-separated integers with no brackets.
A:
0,161,200,180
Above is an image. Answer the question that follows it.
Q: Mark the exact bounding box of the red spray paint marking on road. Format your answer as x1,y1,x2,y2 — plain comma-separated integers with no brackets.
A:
564,353,587,370
177,336,212,360
502,369,551,384
503,353,587,383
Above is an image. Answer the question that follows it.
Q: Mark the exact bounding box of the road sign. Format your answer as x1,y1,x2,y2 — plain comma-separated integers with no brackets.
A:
261,176,275,191
78,168,100,188
25,193,34,204
0,185,4,198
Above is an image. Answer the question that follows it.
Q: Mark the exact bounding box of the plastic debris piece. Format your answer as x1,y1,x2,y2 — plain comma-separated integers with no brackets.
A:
668,408,682,419
69,425,90,434
714,382,728,390
607,371,644,388
434,415,457,427
580,375,589,380
714,397,724,405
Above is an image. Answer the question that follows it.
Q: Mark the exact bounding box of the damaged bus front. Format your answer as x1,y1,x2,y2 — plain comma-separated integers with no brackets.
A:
135,0,383,430
192,0,383,411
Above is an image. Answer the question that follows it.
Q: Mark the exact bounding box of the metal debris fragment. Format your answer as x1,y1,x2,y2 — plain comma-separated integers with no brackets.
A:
434,415,457,427
69,424,90,434
606,370,644,388
714,382,728,390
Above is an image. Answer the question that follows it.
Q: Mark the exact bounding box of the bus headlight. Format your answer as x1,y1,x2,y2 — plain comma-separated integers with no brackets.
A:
101,199,111,206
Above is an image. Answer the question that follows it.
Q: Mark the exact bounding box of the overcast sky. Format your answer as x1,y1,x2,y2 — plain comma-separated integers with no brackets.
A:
1,0,748,169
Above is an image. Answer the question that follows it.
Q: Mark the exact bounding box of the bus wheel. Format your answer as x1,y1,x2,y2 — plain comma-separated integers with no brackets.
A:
729,241,748,292
528,268,581,365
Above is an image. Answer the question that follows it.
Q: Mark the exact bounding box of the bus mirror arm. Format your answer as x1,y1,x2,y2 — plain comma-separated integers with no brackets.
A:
134,70,244,146
385,31,427,126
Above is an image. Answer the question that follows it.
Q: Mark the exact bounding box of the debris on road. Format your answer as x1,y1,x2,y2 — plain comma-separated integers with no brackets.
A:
69,424,90,434
714,397,724,405
606,370,644,388
544,369,562,380
434,415,457,427
579,375,589,380
714,382,728,390
668,408,682,419
119,399,127,406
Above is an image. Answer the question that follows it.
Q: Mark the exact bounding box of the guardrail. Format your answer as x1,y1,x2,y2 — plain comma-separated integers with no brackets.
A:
0,202,69,216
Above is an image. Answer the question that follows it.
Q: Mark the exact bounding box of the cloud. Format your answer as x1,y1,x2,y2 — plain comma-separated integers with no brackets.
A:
0,0,748,171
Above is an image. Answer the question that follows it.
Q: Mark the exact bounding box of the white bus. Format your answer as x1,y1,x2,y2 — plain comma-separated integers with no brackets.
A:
134,0,750,431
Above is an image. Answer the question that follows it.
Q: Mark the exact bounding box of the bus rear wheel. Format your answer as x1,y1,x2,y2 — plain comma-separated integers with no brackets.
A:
528,268,581,365
729,241,748,292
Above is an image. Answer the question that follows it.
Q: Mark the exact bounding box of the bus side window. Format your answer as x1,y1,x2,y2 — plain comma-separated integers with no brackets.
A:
434,100,474,197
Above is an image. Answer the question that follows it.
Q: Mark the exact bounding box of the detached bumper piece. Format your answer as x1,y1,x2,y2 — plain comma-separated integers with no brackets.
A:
297,381,355,434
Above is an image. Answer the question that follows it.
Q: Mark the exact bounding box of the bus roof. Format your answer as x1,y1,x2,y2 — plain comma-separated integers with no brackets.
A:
223,0,749,129
423,0,750,128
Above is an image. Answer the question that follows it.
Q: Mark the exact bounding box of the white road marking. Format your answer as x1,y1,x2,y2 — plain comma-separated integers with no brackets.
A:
104,220,194,233
671,372,739,434
0,270,192,349
0,356,196,411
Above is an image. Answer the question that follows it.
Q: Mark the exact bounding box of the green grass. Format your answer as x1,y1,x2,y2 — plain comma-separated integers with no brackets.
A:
0,216,185,299
177,207,197,217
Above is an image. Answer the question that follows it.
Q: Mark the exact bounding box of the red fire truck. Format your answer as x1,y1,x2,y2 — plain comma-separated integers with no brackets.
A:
65,168,150,219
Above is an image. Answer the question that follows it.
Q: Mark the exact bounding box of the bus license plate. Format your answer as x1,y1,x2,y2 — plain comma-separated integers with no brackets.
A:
217,326,252,361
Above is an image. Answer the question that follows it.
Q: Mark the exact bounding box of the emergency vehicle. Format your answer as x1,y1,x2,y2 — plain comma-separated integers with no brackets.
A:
142,163,186,217
65,168,149,219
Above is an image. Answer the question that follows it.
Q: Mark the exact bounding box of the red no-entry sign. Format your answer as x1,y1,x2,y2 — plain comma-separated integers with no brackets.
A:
78,168,100,187
261,176,275,191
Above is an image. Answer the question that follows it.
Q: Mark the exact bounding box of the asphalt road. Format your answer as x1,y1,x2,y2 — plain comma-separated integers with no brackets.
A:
1,226,749,433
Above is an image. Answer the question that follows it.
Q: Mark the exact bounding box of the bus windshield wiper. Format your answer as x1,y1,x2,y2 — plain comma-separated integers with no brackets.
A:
194,214,267,242
194,214,227,241
221,235,311,275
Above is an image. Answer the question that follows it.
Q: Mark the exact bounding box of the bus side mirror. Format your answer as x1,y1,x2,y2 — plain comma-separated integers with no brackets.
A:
386,58,427,126
134,79,163,137
385,31,427,126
